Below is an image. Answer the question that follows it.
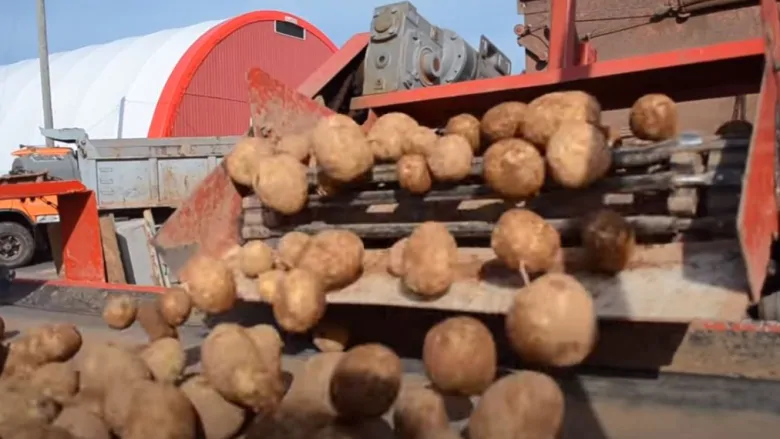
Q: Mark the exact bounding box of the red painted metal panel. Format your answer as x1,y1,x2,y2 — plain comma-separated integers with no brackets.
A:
297,33,370,98
171,20,335,137
350,38,764,126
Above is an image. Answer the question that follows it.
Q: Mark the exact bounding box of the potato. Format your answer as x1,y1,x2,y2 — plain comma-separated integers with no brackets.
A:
103,380,148,435
629,93,678,141
0,423,74,439
313,321,350,353
4,324,83,374
0,388,60,426
201,323,284,412
491,209,560,275
521,91,601,149
244,324,284,377
405,126,439,155
273,268,326,333
392,385,449,439
244,410,332,439
53,406,110,439
123,381,196,439
276,231,311,269
275,132,312,163
423,316,496,395
225,137,273,187
311,114,375,183
506,273,597,367
547,121,612,189
256,269,285,303
367,112,418,162
159,287,192,327
329,343,402,419
402,222,458,298
397,154,432,194
283,352,343,417
297,230,365,291
426,135,473,182
314,419,394,439
181,255,236,314
240,240,274,278
581,209,635,274
102,295,137,330
137,301,178,342
444,113,481,152
66,390,103,418
140,337,185,383
387,237,407,277
181,375,245,439
480,101,528,144
468,371,564,439
252,153,309,215
28,362,78,404
483,138,545,199
78,343,150,394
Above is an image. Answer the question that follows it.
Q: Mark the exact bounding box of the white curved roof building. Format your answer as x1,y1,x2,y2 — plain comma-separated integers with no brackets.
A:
0,11,337,172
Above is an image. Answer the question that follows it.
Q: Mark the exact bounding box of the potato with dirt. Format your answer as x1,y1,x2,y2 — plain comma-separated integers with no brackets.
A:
329,343,402,419
296,229,365,291
445,113,481,153
3,323,83,377
123,381,196,439
240,240,275,278
245,324,284,377
520,91,601,149
426,135,473,182
0,422,74,439
181,375,246,439
0,388,61,427
546,121,612,189
505,273,597,367
402,222,458,298
256,269,285,303
629,93,678,141
483,138,545,199
201,323,285,412
53,406,111,439
480,101,528,144
275,132,312,163
423,316,497,395
102,295,137,330
181,255,236,314
491,208,560,276
397,154,432,194
582,209,636,274
103,380,149,436
275,231,311,269
387,237,408,277
225,136,273,187
159,287,192,327
140,337,185,383
136,300,178,342
78,343,150,395
367,112,419,162
468,371,564,439
312,114,375,183
252,153,310,215
405,126,439,155
273,268,326,333
28,362,79,404
393,385,450,439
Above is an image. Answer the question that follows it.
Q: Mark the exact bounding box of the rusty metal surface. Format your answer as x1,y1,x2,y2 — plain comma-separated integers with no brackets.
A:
230,240,749,322
153,68,333,277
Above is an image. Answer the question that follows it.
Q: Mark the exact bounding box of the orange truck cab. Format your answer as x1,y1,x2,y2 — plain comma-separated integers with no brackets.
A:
0,146,77,268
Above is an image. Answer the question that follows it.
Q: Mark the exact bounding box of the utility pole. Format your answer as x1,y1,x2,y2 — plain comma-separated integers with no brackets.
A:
36,0,54,146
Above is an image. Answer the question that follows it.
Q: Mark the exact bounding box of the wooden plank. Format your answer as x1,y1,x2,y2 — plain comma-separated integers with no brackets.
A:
232,240,750,323
99,215,126,284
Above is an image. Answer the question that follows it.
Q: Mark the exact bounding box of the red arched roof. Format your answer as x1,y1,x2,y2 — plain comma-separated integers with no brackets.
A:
148,10,337,137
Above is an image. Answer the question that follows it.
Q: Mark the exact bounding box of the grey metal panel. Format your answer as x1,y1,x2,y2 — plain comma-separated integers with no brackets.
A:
87,136,239,159
157,158,212,205
114,218,158,286
95,160,154,208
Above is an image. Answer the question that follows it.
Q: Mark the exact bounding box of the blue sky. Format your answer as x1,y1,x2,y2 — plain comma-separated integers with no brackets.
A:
0,0,526,71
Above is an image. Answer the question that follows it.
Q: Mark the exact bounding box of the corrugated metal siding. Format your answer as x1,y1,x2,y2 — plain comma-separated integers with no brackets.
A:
172,21,334,137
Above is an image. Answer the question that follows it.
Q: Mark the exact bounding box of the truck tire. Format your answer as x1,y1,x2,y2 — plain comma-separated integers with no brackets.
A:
0,221,35,268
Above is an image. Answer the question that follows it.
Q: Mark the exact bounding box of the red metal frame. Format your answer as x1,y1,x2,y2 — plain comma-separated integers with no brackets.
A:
350,38,763,124
0,181,105,283
297,33,370,99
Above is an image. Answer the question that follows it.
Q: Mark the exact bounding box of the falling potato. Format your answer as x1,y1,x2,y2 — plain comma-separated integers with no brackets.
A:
581,209,636,274
444,113,481,152
520,91,601,149
480,101,528,144
397,154,433,194
482,138,545,199
490,209,561,276
629,93,679,141
546,121,612,189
